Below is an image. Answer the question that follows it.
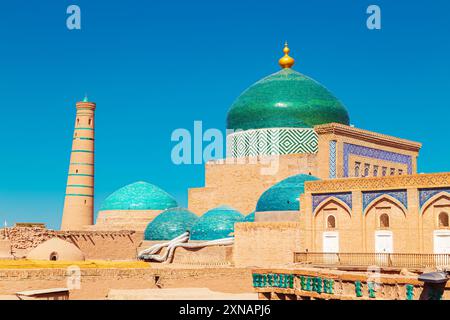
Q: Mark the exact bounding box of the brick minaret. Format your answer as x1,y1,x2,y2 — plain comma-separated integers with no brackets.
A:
61,98,96,230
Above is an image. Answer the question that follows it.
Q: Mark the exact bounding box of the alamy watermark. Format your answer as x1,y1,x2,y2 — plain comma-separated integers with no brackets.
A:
66,265,81,290
66,5,81,30
367,5,381,30
170,121,280,175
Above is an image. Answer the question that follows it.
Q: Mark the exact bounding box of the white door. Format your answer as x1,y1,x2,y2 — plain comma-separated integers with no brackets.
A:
434,230,450,254
323,232,339,264
375,231,393,253
323,232,339,253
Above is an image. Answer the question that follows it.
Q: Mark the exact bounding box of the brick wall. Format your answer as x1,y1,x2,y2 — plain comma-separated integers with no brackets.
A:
2,227,143,260
234,222,302,267
0,267,253,299
188,154,318,215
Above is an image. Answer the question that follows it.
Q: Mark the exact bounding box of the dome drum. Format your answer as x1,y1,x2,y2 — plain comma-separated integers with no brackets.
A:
227,127,318,158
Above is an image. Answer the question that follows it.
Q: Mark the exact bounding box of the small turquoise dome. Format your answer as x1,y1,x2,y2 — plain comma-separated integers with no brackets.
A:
256,174,320,212
244,211,255,222
190,205,244,240
100,181,178,211
227,68,349,131
144,207,198,240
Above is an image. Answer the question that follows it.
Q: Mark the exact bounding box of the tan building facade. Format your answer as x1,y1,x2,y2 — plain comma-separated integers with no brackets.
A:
300,172,450,254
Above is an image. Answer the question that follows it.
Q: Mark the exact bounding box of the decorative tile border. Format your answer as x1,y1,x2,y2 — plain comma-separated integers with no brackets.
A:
305,173,450,193
419,188,450,209
226,128,318,158
343,143,412,177
329,140,337,179
312,192,352,212
362,190,408,212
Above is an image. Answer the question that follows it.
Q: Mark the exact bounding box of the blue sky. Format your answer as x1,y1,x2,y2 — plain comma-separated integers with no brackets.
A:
0,0,449,229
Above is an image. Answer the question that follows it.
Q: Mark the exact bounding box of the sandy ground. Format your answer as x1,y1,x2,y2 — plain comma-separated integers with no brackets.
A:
107,288,258,300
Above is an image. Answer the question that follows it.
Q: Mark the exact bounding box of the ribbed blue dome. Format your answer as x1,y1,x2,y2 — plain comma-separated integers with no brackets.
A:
144,207,198,240
256,174,320,212
190,205,244,240
244,211,255,222
100,181,178,211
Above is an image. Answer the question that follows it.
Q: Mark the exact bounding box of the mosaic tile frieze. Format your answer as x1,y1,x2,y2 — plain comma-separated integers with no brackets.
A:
362,190,408,212
227,128,318,158
312,192,353,213
419,188,450,209
305,173,450,193
343,143,413,177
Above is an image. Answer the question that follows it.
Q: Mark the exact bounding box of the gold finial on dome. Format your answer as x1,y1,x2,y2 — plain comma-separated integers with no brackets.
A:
278,41,295,69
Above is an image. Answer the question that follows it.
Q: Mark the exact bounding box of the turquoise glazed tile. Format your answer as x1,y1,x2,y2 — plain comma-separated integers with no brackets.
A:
100,181,178,211
190,205,244,240
256,174,320,212
227,68,349,131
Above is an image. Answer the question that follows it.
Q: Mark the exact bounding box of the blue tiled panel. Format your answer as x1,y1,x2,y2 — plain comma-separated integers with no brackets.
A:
419,188,450,208
343,143,413,177
312,192,353,212
329,140,337,179
362,190,408,212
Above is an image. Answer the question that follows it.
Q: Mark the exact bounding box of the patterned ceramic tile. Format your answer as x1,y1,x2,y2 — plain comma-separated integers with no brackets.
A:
419,188,450,208
362,190,408,212
312,192,353,212
227,128,318,157
329,140,337,179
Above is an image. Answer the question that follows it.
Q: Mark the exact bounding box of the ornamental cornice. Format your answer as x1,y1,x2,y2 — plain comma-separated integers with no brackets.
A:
305,172,450,193
314,123,422,152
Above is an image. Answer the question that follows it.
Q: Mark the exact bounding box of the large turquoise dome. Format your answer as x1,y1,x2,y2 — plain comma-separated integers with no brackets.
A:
256,174,320,212
190,205,244,240
144,207,198,240
226,68,349,131
100,181,178,211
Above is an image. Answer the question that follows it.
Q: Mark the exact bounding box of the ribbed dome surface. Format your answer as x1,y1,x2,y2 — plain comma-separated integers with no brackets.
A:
190,205,244,240
256,174,320,212
144,207,198,240
100,181,178,211
227,68,349,130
